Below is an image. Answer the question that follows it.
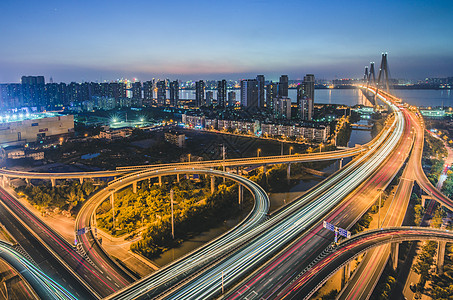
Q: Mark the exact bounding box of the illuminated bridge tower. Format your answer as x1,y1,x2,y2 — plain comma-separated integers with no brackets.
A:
367,62,376,86
377,52,391,93
363,66,369,82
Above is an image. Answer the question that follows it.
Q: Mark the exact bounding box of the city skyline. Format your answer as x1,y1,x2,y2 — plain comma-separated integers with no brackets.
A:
1,0,453,83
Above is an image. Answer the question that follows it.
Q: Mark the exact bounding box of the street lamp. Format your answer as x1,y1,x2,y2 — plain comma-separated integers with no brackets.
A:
188,153,191,163
257,148,261,157
170,189,174,239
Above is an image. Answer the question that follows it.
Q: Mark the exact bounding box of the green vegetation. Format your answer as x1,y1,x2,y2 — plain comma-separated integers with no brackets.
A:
412,241,437,290
422,133,447,185
411,193,425,226
95,177,248,259
411,206,445,294
335,116,352,147
424,133,448,159
15,180,102,214
350,211,372,234
442,170,453,199
430,243,453,299
370,262,398,300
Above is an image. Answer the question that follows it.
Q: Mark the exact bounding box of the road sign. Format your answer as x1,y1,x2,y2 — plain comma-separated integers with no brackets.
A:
323,221,351,242
77,227,88,235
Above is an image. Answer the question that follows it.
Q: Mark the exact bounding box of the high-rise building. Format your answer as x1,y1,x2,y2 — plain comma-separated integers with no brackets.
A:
132,81,142,99
297,74,315,121
227,91,236,106
195,80,205,107
157,80,166,105
21,76,46,107
206,91,214,106
266,81,278,109
240,79,258,108
143,81,154,100
169,80,179,106
278,75,288,98
275,97,292,119
217,79,227,107
256,75,265,108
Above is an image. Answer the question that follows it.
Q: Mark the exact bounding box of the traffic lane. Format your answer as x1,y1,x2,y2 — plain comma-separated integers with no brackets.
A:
229,114,412,299
0,188,118,297
0,200,94,300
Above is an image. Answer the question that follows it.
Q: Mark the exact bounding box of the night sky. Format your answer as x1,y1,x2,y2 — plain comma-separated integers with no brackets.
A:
1,0,452,83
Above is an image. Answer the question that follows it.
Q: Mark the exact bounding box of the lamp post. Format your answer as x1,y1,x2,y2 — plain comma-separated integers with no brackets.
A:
170,189,174,239
188,153,191,163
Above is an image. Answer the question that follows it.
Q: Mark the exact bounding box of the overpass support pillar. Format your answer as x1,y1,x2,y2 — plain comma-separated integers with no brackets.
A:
177,174,180,183
238,185,243,205
421,197,425,207
263,165,267,174
79,178,84,185
25,178,30,186
51,178,56,187
159,176,162,187
342,262,350,287
211,176,215,194
339,158,343,169
287,163,291,181
391,242,399,271
133,182,137,194
438,241,446,275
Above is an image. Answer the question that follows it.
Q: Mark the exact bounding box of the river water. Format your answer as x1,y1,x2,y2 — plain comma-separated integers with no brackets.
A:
179,88,452,108
151,88,450,268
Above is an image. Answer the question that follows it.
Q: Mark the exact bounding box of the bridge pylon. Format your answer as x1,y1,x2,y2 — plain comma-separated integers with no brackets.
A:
377,52,391,93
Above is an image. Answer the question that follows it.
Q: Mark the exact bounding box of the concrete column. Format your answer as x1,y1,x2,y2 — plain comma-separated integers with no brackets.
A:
287,163,291,181
159,176,162,187
79,178,84,185
51,178,56,187
238,185,243,205
211,176,215,194
1,176,4,188
339,158,343,169
421,195,427,207
391,242,399,270
263,165,267,174
133,182,137,194
341,262,350,287
438,241,446,275
25,178,30,185
177,174,180,183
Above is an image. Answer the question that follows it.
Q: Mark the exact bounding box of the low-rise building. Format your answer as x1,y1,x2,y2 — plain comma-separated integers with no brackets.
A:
99,128,132,140
164,131,185,148
0,114,74,147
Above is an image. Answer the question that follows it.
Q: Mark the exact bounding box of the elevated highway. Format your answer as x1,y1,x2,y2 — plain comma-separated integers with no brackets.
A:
337,87,453,300
0,146,365,185
336,88,421,300
276,227,453,300
222,88,410,300
0,240,77,300
118,92,406,299
78,168,270,299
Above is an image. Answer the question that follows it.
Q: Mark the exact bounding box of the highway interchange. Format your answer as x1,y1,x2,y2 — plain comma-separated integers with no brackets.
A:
0,87,452,299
